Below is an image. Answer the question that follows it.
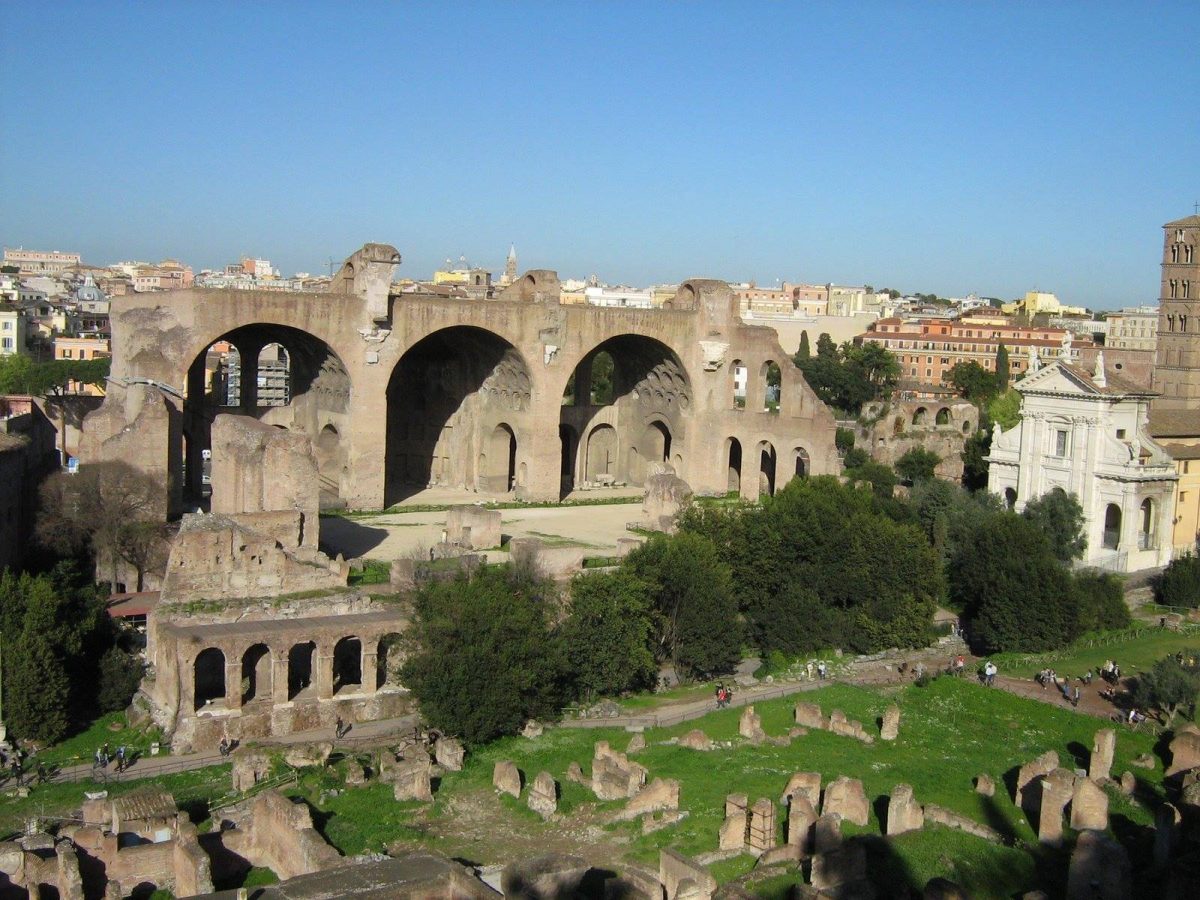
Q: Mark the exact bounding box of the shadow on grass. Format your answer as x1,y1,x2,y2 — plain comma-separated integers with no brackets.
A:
1066,741,1089,770
860,834,922,898
979,794,1018,845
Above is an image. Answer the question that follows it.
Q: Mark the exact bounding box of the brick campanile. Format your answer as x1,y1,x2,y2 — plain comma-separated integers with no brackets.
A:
1152,214,1200,409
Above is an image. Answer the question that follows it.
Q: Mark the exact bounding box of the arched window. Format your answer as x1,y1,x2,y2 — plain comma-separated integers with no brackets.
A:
193,648,226,711
762,361,781,412
935,408,951,426
241,643,271,705
732,360,747,409
333,637,363,694
912,407,928,426
1139,498,1155,550
1004,488,1017,511
1103,504,1122,550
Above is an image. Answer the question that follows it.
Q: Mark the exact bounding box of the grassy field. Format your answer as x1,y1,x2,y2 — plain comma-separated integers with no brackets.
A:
279,678,1167,899
990,626,1200,682
34,712,165,768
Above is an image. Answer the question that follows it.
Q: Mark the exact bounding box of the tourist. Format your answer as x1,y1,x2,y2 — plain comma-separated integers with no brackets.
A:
954,655,965,677
1071,686,1081,708
1083,669,1093,685
218,737,230,758
116,746,126,773
817,661,827,680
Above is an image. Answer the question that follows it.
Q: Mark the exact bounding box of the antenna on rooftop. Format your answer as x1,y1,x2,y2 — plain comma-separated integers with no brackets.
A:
326,258,337,277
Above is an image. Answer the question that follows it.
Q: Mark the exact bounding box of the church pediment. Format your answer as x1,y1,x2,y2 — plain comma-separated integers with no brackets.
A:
1015,362,1098,396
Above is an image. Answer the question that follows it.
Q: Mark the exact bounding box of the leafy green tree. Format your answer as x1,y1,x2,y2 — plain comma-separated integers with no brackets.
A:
1021,488,1087,562
816,333,838,360
834,427,855,454
625,532,739,680
961,422,992,492
1132,656,1200,726
0,355,110,397
796,330,810,361
995,343,1010,391
895,447,941,483
988,389,1022,430
590,351,615,405
1154,553,1200,608
846,460,897,498
97,646,145,714
400,566,567,744
1072,571,1132,633
951,514,1078,653
846,343,901,396
842,447,869,469
945,361,999,402
562,570,657,700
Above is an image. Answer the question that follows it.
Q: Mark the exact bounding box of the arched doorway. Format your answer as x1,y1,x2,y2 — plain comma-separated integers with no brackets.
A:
183,325,350,511
1004,487,1017,510
758,441,777,497
482,423,517,493
793,447,810,479
1139,498,1155,550
193,648,226,711
333,636,363,694
912,407,928,426
241,643,271,705
560,335,691,490
315,423,345,507
726,437,742,494
1103,504,1122,550
762,361,781,412
288,641,316,700
559,423,578,495
385,326,531,506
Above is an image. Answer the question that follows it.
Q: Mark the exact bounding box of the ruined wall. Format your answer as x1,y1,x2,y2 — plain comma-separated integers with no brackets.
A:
84,248,839,512
856,398,979,482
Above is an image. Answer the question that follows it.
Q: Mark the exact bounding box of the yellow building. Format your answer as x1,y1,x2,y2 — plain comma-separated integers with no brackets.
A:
433,268,469,285
1150,411,1200,554
0,303,27,356
1001,290,1089,318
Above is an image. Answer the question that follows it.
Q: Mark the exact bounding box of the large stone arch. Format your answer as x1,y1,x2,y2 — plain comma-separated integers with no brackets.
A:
385,325,533,506
559,334,691,491
181,322,352,510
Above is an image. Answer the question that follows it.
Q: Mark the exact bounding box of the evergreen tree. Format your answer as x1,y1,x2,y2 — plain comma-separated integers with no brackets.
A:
995,343,1010,391
5,630,71,743
562,570,657,700
797,330,811,361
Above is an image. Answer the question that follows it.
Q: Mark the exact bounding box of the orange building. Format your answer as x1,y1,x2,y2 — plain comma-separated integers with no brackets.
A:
857,315,1094,386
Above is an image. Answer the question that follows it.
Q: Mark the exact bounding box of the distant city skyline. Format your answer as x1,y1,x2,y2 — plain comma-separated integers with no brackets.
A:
2,2,1196,309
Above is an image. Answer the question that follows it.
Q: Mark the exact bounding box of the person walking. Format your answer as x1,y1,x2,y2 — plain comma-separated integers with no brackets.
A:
817,661,827,680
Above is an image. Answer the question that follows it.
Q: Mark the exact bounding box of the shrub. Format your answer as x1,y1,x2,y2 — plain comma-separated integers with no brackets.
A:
97,647,145,714
1072,571,1132,633
1154,553,1200,608
835,427,856,453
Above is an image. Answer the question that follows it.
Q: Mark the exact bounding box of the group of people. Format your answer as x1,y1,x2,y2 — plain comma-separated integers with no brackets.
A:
1100,660,1122,684
93,742,130,773
714,683,733,709
980,661,998,686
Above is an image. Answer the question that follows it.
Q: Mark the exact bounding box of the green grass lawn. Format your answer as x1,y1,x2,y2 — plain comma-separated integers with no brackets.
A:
35,712,165,768
991,626,1200,682
282,678,1167,899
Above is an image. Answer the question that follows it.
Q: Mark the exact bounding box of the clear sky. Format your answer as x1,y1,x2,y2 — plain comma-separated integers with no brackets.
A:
1,1,1196,308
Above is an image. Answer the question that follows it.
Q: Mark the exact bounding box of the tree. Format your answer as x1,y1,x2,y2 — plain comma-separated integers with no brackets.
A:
1072,571,1132,633
562,570,657,700
945,361,999,402
1132,656,1200,726
988,389,1022,430
842,447,869,469
951,514,1078,653
1021,488,1086,563
961,420,992,492
834,427,855,454
995,343,1010,391
400,566,567,745
625,532,739,680
1154,553,1200,608
38,461,164,591
846,343,900,395
0,355,110,397
97,646,145,713
846,460,897,498
796,330,810,361
895,447,940,483
815,333,838,360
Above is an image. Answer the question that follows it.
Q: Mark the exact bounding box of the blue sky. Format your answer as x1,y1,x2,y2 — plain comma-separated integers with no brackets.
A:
1,1,1196,308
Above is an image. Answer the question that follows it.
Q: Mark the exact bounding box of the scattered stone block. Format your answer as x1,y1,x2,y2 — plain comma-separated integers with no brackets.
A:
391,753,433,802
591,741,648,800
1016,750,1060,810
284,741,333,769
527,771,557,819
811,842,867,892
921,804,1001,841
1119,771,1136,795
521,720,544,739
756,843,803,868
494,760,522,798
678,729,713,751
1066,830,1131,900
739,706,767,742
1070,778,1109,831
566,761,588,786
641,809,688,834
344,759,366,786
435,737,465,772
828,709,875,744
794,701,824,730
822,776,869,827
1166,724,1200,777
232,750,271,793
719,795,748,851
813,813,843,854
615,778,680,822
627,733,646,753
1132,752,1156,770
1038,768,1076,846
974,774,995,797
501,853,587,900
781,772,821,810
659,849,717,900
881,704,901,741
1090,729,1116,782
887,783,924,836
786,794,817,851
446,505,501,550
747,799,776,853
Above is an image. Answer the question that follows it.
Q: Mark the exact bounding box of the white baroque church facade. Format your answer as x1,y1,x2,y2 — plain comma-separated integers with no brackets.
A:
986,353,1177,573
